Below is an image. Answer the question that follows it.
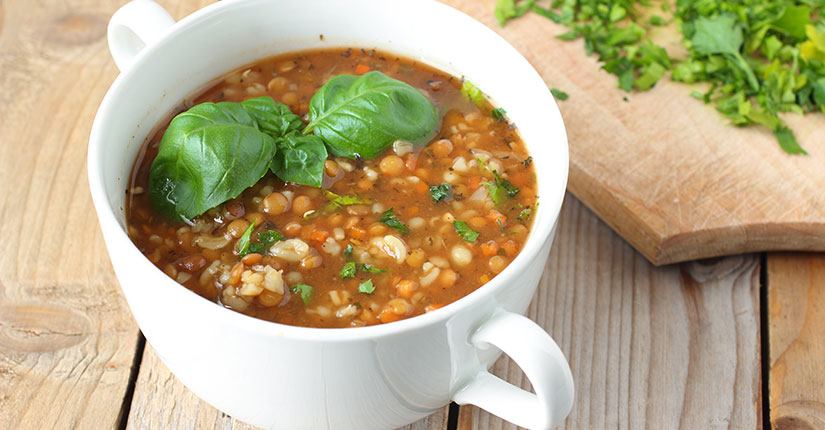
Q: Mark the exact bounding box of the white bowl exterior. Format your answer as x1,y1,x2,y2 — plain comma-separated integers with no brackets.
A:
89,0,568,428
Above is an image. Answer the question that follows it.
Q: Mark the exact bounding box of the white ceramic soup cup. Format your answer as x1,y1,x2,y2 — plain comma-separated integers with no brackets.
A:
88,0,572,428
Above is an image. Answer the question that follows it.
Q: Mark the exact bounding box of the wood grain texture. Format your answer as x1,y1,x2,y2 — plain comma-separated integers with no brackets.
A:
126,343,449,430
0,0,139,428
442,0,825,265
768,253,825,430
457,195,762,429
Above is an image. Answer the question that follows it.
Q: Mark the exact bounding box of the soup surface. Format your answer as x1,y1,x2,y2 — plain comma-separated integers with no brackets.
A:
126,48,537,328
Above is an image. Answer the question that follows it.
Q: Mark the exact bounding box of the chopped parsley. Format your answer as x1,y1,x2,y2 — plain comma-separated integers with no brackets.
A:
339,261,357,279
323,190,372,212
483,170,519,206
379,208,410,234
358,279,376,294
550,88,569,101
454,220,480,242
236,221,256,256
497,219,506,233
344,243,353,256
494,0,823,153
291,284,313,305
359,264,386,274
429,183,453,203
491,107,507,120
461,79,486,107
518,207,533,221
246,229,285,255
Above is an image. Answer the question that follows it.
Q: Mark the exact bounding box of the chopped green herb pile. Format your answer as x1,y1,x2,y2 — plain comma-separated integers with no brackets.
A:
496,0,825,154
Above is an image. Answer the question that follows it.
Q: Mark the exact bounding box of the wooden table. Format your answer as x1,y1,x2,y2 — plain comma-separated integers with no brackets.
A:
1,1,823,429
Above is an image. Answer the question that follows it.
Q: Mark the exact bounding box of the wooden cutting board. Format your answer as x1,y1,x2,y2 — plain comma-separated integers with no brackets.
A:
445,0,825,265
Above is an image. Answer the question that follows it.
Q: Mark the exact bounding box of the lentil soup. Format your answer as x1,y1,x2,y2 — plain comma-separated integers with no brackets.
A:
126,48,538,328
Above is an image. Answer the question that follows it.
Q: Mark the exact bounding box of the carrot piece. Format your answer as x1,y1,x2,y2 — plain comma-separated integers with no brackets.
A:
467,176,483,190
487,210,507,228
480,241,499,257
310,229,330,243
501,240,519,257
348,227,367,239
415,181,429,194
354,64,371,75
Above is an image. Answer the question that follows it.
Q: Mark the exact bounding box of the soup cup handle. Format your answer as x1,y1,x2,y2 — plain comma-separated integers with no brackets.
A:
107,0,176,71
452,311,574,429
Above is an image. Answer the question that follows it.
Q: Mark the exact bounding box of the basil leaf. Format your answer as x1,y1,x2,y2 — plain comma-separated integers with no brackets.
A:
237,221,256,256
270,134,328,188
305,71,438,159
453,220,480,242
429,183,453,203
340,261,357,279
240,97,303,137
149,102,276,219
291,284,313,305
379,208,410,234
358,279,375,294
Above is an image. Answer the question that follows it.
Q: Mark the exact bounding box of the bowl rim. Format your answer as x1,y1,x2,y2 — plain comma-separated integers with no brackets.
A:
88,0,569,342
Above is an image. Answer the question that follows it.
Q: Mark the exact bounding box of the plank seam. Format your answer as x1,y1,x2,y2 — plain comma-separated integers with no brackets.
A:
117,332,147,430
760,253,771,430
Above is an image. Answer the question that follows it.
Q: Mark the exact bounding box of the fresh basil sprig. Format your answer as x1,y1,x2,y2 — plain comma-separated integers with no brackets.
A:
150,70,440,221
148,101,278,220
304,71,438,159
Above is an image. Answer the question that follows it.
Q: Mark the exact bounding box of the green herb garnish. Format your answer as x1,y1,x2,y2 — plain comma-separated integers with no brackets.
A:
461,80,486,107
497,219,505,233
429,183,453,203
324,190,372,207
236,221,256,256
483,171,519,206
453,220,480,242
150,71,440,220
344,243,354,256
550,88,569,101
491,107,507,121
518,207,533,221
291,284,314,305
340,261,357,279
358,279,376,294
379,208,410,234
247,229,286,255
359,264,386,274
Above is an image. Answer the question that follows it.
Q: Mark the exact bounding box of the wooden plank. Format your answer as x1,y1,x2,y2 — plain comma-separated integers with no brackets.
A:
126,343,449,430
457,195,762,429
0,0,140,428
441,0,825,265
768,253,825,429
